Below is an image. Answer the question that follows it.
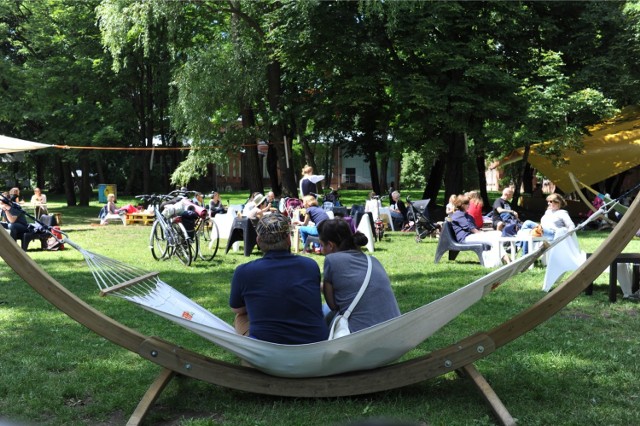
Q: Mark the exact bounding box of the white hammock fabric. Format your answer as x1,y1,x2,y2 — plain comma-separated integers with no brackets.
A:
68,238,548,378
541,205,615,292
542,229,586,292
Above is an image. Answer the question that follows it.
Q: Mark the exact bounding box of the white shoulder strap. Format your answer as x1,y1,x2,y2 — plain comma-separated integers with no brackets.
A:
342,255,372,320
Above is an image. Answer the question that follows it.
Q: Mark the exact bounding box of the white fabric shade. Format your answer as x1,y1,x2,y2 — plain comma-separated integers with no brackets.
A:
0,135,52,154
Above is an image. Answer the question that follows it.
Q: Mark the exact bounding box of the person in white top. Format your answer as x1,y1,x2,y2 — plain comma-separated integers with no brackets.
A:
30,187,48,219
517,193,575,256
246,193,268,224
539,193,575,237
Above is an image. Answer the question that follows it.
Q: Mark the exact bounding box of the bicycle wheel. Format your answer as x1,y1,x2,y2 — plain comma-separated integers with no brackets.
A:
171,222,193,266
150,220,169,260
198,219,220,261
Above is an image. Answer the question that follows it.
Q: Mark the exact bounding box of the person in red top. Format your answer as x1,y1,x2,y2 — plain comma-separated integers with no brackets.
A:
466,190,484,229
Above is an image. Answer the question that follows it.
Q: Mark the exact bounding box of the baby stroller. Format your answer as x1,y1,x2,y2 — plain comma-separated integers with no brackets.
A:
280,197,304,218
405,197,440,242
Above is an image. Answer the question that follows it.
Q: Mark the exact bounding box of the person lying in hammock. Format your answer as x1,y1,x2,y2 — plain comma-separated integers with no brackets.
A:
229,213,329,344
318,219,400,333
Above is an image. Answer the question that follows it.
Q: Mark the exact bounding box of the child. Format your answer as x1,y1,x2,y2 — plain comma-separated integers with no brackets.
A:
100,193,125,225
445,194,456,217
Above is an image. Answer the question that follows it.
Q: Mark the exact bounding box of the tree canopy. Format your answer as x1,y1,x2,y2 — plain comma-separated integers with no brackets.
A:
1,1,637,204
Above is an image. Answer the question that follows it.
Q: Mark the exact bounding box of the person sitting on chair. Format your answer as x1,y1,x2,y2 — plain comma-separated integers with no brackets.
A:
241,192,260,217
451,194,506,265
100,193,125,225
465,190,484,229
1,195,29,241
491,187,519,232
319,219,400,333
517,193,575,251
266,191,278,210
229,213,328,344
30,187,48,219
9,187,23,204
389,190,408,230
191,192,204,207
246,193,268,225
294,194,330,252
208,191,226,217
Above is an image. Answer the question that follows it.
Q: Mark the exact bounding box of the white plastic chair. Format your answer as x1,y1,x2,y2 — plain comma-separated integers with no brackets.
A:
356,214,375,253
101,213,126,226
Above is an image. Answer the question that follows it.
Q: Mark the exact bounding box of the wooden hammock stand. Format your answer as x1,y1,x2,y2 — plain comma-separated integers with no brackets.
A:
2,195,639,426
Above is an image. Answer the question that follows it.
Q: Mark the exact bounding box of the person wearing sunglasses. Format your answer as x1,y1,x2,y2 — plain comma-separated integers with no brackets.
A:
518,193,575,251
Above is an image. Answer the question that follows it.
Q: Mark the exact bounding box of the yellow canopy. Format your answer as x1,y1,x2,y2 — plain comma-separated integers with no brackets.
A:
504,106,640,192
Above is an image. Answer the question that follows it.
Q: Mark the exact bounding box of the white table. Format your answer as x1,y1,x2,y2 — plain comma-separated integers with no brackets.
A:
497,236,548,263
213,212,240,252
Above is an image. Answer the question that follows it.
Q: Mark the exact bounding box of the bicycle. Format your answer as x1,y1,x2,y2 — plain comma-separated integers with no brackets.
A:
178,196,220,262
136,192,193,266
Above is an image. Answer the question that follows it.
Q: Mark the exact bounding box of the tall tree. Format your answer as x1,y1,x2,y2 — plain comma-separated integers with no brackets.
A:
1,0,137,204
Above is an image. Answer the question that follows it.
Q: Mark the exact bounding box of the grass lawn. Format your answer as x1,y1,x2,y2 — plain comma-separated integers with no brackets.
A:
1,193,640,425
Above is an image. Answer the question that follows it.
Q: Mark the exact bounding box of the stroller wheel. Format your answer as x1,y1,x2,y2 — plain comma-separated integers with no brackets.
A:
415,235,422,243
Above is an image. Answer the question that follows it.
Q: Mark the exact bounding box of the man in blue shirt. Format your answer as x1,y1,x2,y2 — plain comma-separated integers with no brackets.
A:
229,213,328,344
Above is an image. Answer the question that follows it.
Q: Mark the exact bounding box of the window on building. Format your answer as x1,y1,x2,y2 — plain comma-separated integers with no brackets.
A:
345,167,356,184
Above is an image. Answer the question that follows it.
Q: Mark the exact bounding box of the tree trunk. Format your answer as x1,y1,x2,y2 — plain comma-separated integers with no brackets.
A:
423,154,446,203
242,106,263,195
61,162,76,206
514,145,531,207
267,144,280,195
379,150,389,193
267,60,297,197
35,154,45,189
53,155,65,194
366,147,381,196
392,158,401,192
475,153,490,211
126,157,137,195
78,153,91,206
443,132,466,201
522,163,534,194
300,133,321,192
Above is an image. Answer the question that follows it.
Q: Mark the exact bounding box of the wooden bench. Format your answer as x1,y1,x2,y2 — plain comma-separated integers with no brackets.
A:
125,212,155,226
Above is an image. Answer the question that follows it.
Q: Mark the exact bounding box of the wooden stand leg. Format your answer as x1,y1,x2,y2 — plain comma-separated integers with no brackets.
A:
127,368,176,426
457,364,516,426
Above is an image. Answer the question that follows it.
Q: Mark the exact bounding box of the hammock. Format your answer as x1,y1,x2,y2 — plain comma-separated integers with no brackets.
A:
65,237,550,378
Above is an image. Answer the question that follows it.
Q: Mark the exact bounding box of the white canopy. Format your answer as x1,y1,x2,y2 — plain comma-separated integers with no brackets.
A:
0,135,52,154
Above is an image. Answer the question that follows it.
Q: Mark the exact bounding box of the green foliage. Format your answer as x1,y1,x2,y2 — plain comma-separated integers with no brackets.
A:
400,150,426,189
2,0,639,200
170,148,229,187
